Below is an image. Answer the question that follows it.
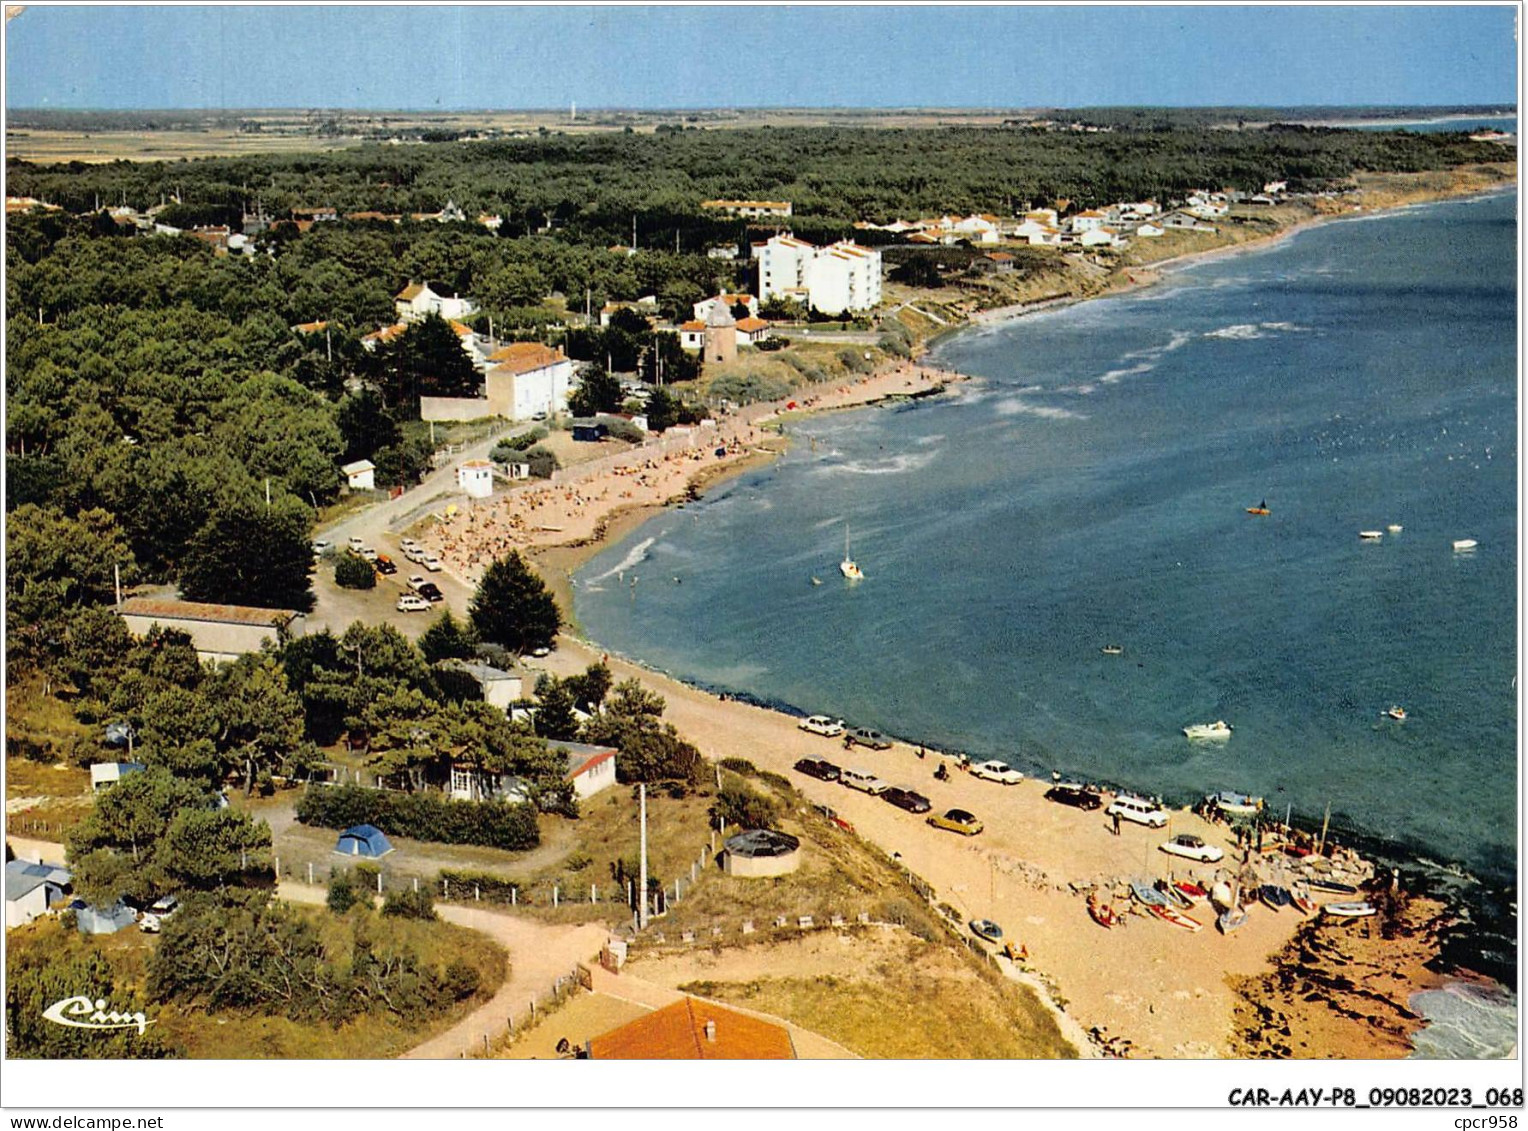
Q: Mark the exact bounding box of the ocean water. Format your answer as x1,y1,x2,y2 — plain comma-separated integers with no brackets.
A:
1409,983,1518,1059
573,190,1517,887
1348,115,1517,135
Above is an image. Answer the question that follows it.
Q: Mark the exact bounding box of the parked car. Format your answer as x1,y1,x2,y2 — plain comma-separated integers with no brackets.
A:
881,786,932,814
360,546,379,562
417,584,444,603
347,536,365,552
1158,834,1225,863
407,575,428,593
138,913,162,934
794,758,842,782
1105,794,1170,828
846,727,892,750
403,546,426,564
148,895,179,918
399,537,419,553
970,759,1024,785
312,539,333,557
1044,782,1103,810
927,808,984,836
422,554,444,572
397,594,430,613
799,715,845,738
374,554,398,575
529,646,551,657
839,767,888,795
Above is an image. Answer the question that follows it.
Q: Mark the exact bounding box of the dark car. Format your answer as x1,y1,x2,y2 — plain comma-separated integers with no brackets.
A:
374,554,398,575
418,583,444,602
794,757,842,782
1044,782,1103,810
846,727,892,750
881,786,932,814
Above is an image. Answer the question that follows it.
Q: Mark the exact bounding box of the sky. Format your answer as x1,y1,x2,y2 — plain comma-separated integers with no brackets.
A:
3,4,1519,111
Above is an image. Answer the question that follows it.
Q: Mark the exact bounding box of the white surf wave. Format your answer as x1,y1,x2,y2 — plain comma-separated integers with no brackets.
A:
1204,321,1312,341
587,536,656,583
993,396,1087,421
835,450,941,475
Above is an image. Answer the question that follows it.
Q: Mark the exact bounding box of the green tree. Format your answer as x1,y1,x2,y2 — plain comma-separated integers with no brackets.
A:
179,497,315,611
334,550,377,589
580,679,702,783
6,941,174,1059
532,676,580,741
469,552,560,656
327,869,364,913
209,655,306,795
418,608,478,663
523,445,560,479
565,662,613,713
161,807,272,890
643,386,681,433
372,312,481,409
567,365,624,417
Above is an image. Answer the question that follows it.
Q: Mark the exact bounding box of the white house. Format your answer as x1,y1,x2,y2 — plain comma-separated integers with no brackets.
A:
483,343,573,421
951,214,1001,245
755,234,881,315
558,741,619,800
1136,222,1165,238
1068,210,1107,234
1012,218,1061,246
677,320,707,351
1078,227,1126,249
701,199,792,218
734,316,772,346
693,293,760,322
395,280,478,323
5,858,71,929
438,659,535,713
341,460,376,491
458,459,494,499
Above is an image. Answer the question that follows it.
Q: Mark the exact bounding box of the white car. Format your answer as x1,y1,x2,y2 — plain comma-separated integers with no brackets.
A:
397,594,430,613
970,760,1024,785
347,536,365,551
312,539,333,556
840,767,888,795
799,715,845,738
360,546,379,563
1158,834,1225,863
1106,794,1171,828
407,575,428,593
399,537,419,552
138,913,162,934
403,546,426,563
422,555,443,572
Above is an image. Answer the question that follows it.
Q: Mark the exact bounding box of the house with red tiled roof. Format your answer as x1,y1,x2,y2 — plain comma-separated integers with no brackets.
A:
587,997,796,1059
480,343,573,421
692,293,759,322
700,199,792,218
395,280,477,323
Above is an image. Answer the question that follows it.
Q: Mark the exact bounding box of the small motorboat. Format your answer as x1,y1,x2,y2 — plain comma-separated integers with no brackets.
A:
1387,524,1403,534
970,918,1004,944
1453,539,1478,552
1217,906,1250,934
1183,720,1233,740
1307,877,1359,895
1208,790,1263,816
1359,530,1384,541
1210,882,1234,911
1323,901,1378,919
1130,880,1170,908
1289,882,1316,915
1245,499,1270,516
1149,904,1203,933
1259,884,1296,912
1158,879,1193,910
1087,895,1119,929
810,577,823,586
1384,705,1407,721
1100,644,1124,656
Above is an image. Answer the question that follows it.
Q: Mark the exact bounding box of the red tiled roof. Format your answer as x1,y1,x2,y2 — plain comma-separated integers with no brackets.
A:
119,597,300,629
588,997,795,1060
488,342,565,375
680,320,706,332
735,317,769,333
396,282,425,300
293,320,330,334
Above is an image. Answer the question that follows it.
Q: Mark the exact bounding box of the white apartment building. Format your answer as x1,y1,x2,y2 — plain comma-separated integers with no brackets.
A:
754,234,882,315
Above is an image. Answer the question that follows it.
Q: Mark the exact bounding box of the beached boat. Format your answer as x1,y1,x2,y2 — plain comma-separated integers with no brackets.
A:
1100,644,1124,656
1245,499,1270,516
1174,880,1207,903
1385,705,1407,721
1183,720,1233,740
1259,884,1296,912
1207,790,1263,816
1359,530,1384,541
1323,901,1378,919
969,918,1004,944
1149,904,1203,932
839,527,864,580
1453,539,1478,552
1209,881,1234,911
1217,906,1250,934
1307,877,1360,895
1087,895,1119,929
1289,882,1316,915
1129,880,1170,908
1158,880,1193,910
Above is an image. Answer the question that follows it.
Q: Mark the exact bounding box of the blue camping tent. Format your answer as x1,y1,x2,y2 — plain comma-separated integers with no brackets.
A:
334,824,393,858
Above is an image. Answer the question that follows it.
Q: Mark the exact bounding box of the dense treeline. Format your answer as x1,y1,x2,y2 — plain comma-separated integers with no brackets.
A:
296,783,541,850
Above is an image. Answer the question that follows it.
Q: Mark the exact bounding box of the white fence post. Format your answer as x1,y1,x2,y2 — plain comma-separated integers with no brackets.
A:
413,876,419,893
553,885,559,908
307,862,313,885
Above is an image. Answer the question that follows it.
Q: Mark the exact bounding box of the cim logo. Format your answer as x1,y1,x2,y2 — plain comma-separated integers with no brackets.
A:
42,995,154,1035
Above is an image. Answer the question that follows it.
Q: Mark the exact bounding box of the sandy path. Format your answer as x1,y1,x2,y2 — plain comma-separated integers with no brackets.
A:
540,640,1374,1058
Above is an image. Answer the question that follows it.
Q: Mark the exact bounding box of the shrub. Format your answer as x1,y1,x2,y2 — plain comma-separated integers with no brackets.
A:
334,551,376,590
755,336,787,351
712,782,779,829
837,348,874,374
605,420,645,444
296,784,540,850
327,870,363,913
439,869,525,904
758,770,791,793
491,427,548,459
524,445,560,479
382,888,437,920
719,757,757,776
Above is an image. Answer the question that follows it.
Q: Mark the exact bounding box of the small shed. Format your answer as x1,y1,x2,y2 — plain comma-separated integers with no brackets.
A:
334,824,394,858
558,741,619,800
341,460,377,491
74,900,138,935
458,458,494,499
570,418,608,443
721,829,802,878
437,659,534,712
90,762,145,791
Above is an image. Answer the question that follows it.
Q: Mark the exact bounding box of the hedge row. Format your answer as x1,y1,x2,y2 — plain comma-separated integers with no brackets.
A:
438,869,526,904
296,784,539,851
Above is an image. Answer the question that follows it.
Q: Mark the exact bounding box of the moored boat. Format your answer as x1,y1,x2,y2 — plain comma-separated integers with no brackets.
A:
1259,884,1296,912
1207,790,1263,816
1385,705,1407,721
1307,877,1359,895
1453,539,1478,552
1100,644,1124,656
1246,499,1270,516
1323,901,1378,919
839,527,864,580
969,918,1004,943
1149,904,1203,932
1359,530,1384,541
1387,524,1403,534
1173,880,1207,903
1290,882,1316,915
1183,720,1233,740
1158,880,1193,910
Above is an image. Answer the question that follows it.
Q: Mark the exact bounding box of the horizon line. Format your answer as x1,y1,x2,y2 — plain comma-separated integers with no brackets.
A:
7,101,1518,115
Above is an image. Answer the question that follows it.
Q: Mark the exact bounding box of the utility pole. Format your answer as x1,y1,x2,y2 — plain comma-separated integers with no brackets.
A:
638,784,649,929
114,563,122,608
264,478,271,509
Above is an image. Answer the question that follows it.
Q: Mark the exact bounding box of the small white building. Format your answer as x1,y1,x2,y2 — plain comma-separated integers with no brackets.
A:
118,597,305,664
677,320,707,352
341,460,376,491
559,741,619,800
5,858,71,929
458,459,494,499
395,280,478,323
1068,210,1107,234
438,659,536,713
693,293,760,323
1136,222,1165,238
90,762,145,791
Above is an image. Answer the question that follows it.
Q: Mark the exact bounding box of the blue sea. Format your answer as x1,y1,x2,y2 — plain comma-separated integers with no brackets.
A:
574,191,1518,891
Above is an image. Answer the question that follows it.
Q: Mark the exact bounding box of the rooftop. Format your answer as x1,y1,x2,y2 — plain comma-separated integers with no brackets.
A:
119,597,301,629
588,997,795,1060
